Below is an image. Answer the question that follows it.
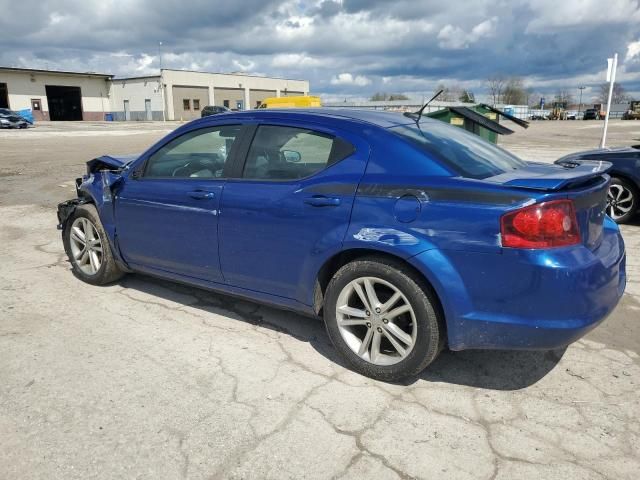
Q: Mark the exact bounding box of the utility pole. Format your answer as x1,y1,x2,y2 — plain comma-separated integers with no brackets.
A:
578,86,585,115
600,53,618,149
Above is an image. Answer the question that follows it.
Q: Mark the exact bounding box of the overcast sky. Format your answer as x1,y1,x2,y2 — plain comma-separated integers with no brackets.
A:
2,0,640,102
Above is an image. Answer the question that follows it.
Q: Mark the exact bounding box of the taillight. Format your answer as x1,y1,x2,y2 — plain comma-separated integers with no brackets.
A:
501,200,580,248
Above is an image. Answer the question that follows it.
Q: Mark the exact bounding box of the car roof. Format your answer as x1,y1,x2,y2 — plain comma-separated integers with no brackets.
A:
202,108,419,129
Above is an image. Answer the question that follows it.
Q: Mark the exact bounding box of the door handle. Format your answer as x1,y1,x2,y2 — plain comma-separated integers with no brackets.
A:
304,195,341,207
188,190,215,200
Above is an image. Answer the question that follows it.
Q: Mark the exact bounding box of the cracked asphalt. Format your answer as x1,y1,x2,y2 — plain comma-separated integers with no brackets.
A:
1,120,639,479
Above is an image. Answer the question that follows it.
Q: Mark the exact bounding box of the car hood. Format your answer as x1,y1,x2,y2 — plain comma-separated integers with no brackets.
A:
485,160,611,191
86,154,139,173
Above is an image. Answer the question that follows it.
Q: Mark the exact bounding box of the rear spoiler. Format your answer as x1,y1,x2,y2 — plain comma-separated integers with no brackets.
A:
493,160,612,191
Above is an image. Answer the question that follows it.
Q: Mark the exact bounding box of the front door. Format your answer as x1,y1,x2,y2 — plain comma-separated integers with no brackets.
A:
31,98,45,121
219,123,368,302
115,124,243,282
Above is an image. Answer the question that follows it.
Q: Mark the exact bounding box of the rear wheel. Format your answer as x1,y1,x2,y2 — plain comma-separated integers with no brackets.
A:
607,177,638,223
324,257,443,382
63,204,124,285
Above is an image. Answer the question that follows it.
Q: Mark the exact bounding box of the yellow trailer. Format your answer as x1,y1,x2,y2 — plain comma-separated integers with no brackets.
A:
257,95,322,109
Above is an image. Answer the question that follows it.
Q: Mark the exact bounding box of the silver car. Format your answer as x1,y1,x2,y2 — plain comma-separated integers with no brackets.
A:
0,108,29,129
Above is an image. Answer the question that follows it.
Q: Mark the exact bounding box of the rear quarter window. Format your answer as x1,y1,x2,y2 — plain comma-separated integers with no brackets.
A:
389,121,526,179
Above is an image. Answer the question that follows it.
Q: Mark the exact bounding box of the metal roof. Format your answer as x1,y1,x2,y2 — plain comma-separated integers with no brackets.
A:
447,107,515,135
0,66,112,78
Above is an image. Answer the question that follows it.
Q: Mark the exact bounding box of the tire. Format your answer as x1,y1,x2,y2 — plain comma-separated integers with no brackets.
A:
62,204,124,285
324,256,443,382
607,177,638,224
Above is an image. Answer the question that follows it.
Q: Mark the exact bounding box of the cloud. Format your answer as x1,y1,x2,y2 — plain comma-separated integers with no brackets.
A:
1,1,639,100
330,73,372,86
525,0,640,33
437,17,498,49
626,40,640,62
271,53,323,68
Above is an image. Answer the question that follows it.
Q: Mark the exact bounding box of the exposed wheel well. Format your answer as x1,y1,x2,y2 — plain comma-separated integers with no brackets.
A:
314,249,445,333
609,172,640,191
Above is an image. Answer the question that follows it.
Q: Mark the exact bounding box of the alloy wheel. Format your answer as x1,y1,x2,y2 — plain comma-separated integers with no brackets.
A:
69,217,103,275
607,184,634,220
335,276,417,366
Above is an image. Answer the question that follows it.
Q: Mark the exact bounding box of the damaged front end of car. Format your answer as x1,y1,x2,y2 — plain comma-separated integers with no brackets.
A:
56,154,137,230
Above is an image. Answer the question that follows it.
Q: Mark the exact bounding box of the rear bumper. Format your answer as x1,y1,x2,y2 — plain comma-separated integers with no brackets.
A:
411,218,626,351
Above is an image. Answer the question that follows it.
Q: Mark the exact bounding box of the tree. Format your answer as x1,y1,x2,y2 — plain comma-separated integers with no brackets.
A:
554,89,573,108
370,92,409,101
596,83,630,104
528,91,543,108
459,90,475,103
434,83,468,102
486,75,506,106
502,77,527,105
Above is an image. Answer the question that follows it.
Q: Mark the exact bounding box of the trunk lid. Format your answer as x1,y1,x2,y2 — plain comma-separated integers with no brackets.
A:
488,160,611,250
487,160,611,191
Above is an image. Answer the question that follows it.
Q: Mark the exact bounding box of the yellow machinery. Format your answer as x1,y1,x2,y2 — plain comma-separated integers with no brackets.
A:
257,95,322,109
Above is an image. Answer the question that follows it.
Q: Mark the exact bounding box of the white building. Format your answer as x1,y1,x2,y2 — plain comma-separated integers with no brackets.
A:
110,69,310,121
0,67,112,121
0,66,310,121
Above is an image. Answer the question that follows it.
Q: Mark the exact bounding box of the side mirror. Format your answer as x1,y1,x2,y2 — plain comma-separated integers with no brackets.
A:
282,150,301,163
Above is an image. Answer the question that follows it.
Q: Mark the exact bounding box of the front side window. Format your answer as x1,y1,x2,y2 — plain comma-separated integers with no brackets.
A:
389,121,526,179
144,125,241,178
242,125,353,180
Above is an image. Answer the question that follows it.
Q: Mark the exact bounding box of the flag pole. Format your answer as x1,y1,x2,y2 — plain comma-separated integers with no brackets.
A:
600,53,618,148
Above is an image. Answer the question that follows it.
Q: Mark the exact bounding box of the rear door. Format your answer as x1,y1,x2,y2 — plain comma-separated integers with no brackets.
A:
219,122,369,302
115,124,243,282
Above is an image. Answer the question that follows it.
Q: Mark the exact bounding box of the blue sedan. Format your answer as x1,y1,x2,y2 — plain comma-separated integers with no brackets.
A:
555,146,640,223
57,109,626,381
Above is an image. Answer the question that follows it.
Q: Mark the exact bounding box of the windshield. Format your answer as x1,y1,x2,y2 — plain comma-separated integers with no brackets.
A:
0,108,15,115
389,121,526,179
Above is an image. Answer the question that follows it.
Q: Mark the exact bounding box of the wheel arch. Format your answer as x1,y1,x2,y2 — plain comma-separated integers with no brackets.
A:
609,171,640,192
313,248,448,337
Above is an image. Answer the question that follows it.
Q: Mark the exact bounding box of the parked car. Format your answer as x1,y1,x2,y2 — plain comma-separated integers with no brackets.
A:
556,146,640,223
201,105,230,117
57,109,626,381
583,108,600,120
0,108,29,128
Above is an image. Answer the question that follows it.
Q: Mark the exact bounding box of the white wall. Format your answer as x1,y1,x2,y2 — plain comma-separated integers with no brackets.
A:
0,69,110,118
161,70,309,120
108,77,164,120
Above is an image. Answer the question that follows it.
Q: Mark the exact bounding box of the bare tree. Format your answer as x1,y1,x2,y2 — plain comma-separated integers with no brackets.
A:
370,92,409,101
502,77,527,105
596,83,630,104
554,89,573,107
486,76,506,105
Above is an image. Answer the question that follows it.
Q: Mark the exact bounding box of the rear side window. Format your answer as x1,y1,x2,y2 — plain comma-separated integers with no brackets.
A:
389,121,526,179
243,125,354,180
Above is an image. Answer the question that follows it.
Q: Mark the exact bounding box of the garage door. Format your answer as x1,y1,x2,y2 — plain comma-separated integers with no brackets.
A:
214,88,245,110
249,89,276,109
172,86,209,120
45,85,83,121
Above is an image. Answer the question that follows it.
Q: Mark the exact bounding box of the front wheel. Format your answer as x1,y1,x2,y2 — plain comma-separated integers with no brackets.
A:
324,257,443,382
607,177,638,224
62,204,124,285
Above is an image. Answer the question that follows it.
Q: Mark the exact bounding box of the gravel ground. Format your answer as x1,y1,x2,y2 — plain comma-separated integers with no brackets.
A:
1,119,639,480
